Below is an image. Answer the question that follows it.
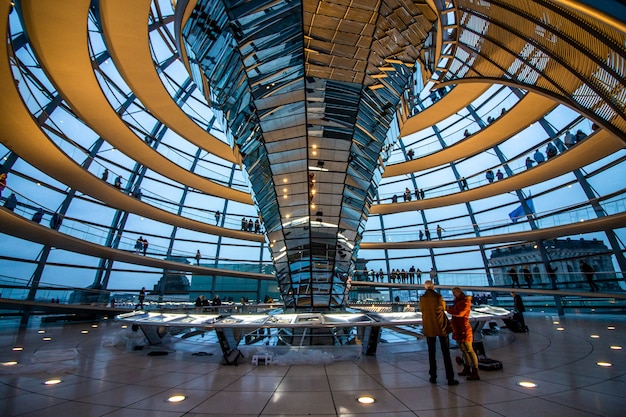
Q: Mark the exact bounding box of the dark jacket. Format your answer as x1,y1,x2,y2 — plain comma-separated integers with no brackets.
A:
447,294,473,343
513,294,526,312
420,289,448,337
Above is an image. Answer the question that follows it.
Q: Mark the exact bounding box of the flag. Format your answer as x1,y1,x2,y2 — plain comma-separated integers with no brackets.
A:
509,194,535,223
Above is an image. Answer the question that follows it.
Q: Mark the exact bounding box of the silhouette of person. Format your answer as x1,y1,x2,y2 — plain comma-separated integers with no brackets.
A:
3,193,17,211
215,210,221,225
195,250,201,265
31,208,44,223
520,265,532,288
511,291,528,332
508,267,521,288
136,287,146,310
579,260,599,292
101,168,109,182
546,264,558,289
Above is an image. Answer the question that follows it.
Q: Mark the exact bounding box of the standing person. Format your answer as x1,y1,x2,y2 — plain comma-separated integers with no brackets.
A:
429,267,438,284
114,175,122,189
419,230,424,241
436,225,445,240
546,264,558,289
101,168,109,182
136,287,146,310
415,268,422,284
212,294,222,306
215,210,221,225
508,267,521,288
579,260,599,292
425,228,431,241
511,291,528,332
31,208,44,223
525,157,534,170
195,250,201,265
520,265,532,288
135,237,143,254
564,130,576,148
142,237,149,256
420,280,458,386
485,169,495,183
3,192,17,211
533,149,545,164
447,287,480,380
495,169,504,181
459,177,468,190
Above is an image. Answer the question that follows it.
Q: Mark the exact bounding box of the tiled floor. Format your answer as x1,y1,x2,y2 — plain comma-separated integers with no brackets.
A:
0,312,624,416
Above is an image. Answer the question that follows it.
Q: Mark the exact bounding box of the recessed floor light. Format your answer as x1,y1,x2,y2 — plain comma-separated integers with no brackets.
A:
553,321,559,324
121,325,128,329
2,361,18,366
12,347,23,351
42,337,52,341
610,345,622,350
166,395,186,403
517,381,537,388
357,396,375,404
37,330,45,334
597,362,612,367
590,334,600,338
91,324,98,328
607,326,616,330
556,327,564,331
81,330,89,334
44,379,61,385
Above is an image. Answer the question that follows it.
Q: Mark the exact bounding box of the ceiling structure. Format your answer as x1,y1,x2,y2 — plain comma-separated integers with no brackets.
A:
0,0,625,313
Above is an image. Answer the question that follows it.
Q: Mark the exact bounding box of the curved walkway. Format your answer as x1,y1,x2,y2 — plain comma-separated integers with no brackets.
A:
0,207,273,280
0,5,261,242
371,128,623,214
399,83,492,137
384,92,557,177
19,1,250,203
99,0,239,164
359,210,626,249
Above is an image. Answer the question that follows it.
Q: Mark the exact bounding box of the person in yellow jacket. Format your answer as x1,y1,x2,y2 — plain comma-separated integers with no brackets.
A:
420,280,459,386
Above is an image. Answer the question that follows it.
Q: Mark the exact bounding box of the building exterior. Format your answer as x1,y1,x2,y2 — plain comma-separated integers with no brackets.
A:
490,238,620,291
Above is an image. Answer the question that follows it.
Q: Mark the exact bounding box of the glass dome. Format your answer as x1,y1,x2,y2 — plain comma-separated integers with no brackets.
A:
0,0,624,319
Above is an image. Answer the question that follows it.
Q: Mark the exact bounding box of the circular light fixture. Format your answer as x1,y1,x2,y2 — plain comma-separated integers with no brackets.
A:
91,324,98,328
610,345,622,350
552,321,559,324
607,326,615,330
556,327,564,331
81,330,89,334
12,347,23,351
590,334,600,339
37,330,45,334
2,361,18,366
121,325,128,329
42,337,52,341
517,381,537,388
597,362,612,367
166,395,186,403
44,379,61,385
357,395,375,404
